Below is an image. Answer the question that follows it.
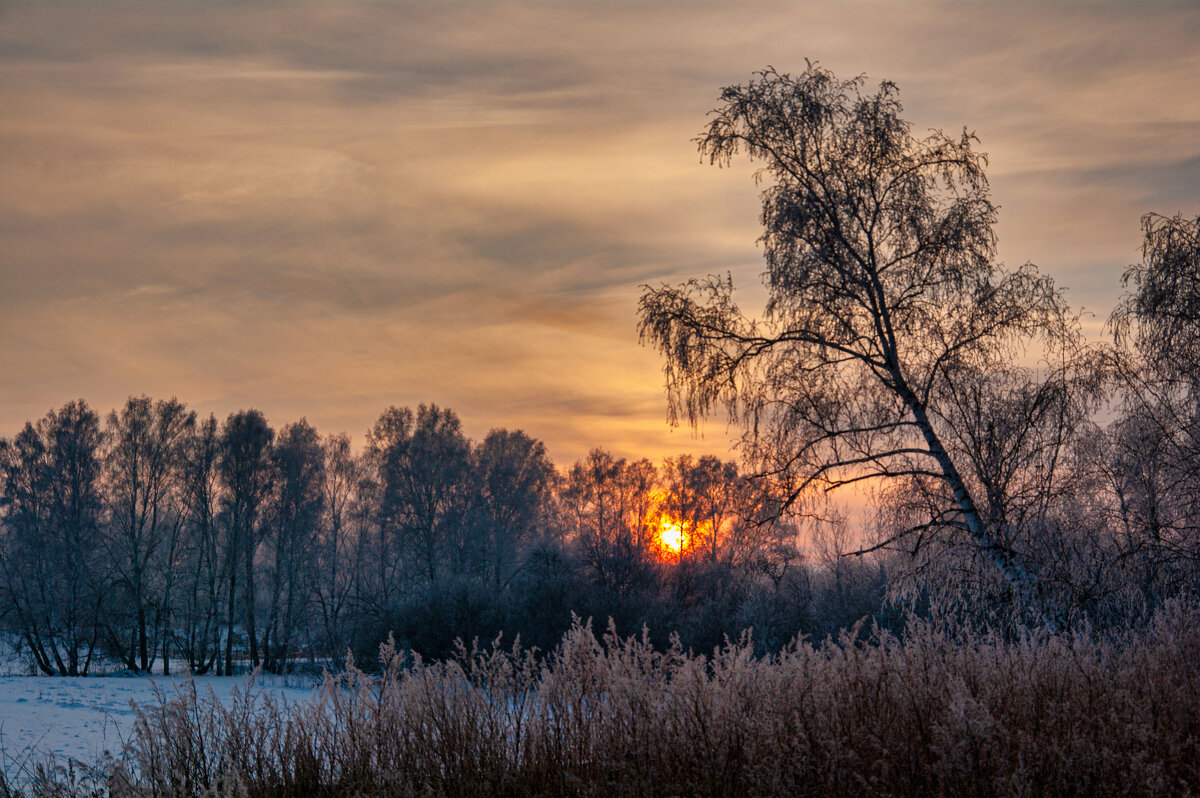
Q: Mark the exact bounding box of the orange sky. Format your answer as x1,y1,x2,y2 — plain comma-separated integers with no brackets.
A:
1,1,1197,468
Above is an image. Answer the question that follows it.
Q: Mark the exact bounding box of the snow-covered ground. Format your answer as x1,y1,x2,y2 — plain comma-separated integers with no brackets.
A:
0,672,318,779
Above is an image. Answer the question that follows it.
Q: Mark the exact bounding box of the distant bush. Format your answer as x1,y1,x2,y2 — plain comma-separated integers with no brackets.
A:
9,603,1198,797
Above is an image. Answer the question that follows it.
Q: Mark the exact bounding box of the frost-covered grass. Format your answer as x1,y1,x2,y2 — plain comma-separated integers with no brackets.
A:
4,605,1200,797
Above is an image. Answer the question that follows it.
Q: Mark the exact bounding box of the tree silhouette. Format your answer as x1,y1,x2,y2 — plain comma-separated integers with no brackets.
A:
471,428,555,588
314,432,359,662
176,414,223,674
639,64,1080,620
561,450,658,594
218,409,274,672
0,401,106,674
261,419,324,673
370,404,470,588
103,396,194,672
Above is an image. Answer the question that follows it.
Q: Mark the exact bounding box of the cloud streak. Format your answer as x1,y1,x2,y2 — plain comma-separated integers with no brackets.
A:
1,0,1196,464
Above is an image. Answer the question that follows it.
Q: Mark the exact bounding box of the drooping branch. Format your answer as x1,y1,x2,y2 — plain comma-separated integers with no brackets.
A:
640,63,1091,627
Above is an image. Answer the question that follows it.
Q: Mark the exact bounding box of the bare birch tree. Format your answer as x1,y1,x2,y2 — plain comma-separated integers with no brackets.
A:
639,64,1081,623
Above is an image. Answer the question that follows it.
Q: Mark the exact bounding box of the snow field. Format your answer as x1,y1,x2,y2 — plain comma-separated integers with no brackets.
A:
0,673,318,779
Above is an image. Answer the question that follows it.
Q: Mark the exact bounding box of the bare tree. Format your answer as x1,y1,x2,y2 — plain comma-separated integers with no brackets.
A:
176,414,223,674
1112,213,1200,385
1104,212,1200,605
471,429,555,588
0,401,106,674
662,454,749,565
561,450,658,594
660,455,703,561
314,432,359,662
102,396,194,672
361,415,401,612
370,404,470,589
218,410,274,673
639,65,1080,622
261,419,324,673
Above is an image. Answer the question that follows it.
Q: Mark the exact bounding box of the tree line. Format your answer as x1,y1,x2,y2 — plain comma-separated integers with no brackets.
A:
0,399,828,675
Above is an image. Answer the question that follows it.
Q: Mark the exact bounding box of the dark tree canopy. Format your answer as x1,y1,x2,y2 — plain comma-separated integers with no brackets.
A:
639,64,1084,617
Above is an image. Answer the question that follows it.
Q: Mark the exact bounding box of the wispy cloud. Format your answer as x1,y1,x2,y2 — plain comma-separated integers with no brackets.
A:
1,0,1196,463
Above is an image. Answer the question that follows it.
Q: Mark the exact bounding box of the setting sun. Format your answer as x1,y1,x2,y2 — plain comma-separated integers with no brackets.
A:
659,517,687,554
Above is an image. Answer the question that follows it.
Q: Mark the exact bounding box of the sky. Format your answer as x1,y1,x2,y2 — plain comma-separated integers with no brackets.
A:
1,0,1197,468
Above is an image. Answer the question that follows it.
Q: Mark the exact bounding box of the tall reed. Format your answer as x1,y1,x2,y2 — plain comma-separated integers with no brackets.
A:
53,603,1200,796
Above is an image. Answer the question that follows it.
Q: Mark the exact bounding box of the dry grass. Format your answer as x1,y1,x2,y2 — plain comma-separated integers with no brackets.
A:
19,603,1200,797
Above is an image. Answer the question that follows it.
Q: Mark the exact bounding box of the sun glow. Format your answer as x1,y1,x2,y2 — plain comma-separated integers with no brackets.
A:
659,517,687,554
